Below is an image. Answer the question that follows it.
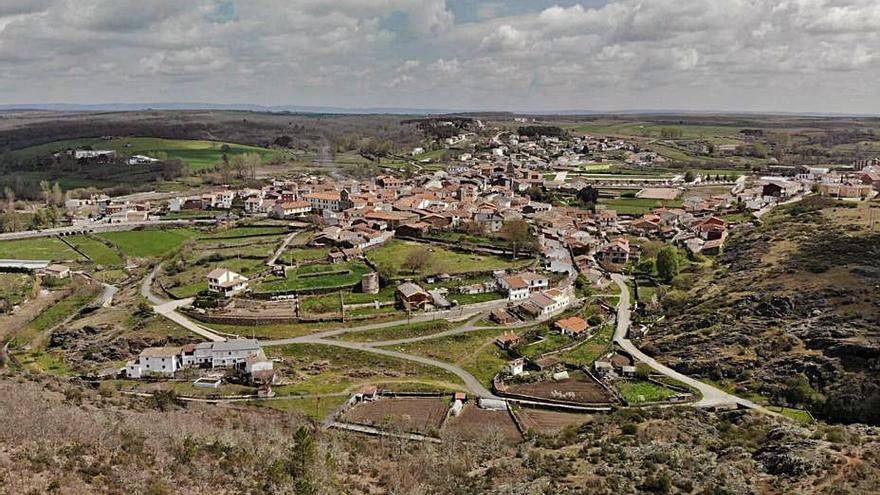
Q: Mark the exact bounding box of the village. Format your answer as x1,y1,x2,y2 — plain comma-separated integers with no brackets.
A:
2,121,879,443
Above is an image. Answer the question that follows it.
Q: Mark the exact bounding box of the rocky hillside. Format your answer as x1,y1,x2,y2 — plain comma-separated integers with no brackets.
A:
644,197,880,425
0,374,877,494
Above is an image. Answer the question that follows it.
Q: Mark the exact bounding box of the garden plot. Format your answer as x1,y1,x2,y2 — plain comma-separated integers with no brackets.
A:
514,409,591,435
443,404,522,444
505,371,612,404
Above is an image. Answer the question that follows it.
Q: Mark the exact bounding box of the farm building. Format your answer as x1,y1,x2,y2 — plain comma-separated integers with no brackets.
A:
396,282,431,311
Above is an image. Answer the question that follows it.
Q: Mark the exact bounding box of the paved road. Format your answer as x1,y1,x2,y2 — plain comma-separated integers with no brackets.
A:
141,266,226,342
267,231,299,266
610,274,765,410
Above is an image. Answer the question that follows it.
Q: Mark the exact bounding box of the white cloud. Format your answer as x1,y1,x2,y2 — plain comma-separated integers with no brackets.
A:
0,0,879,112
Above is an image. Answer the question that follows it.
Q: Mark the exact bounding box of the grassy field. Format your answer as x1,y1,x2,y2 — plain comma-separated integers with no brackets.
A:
282,246,333,264
300,286,397,314
0,237,84,261
558,325,615,367
382,327,509,375
266,343,464,395
65,236,123,266
13,137,284,171
11,284,101,347
565,121,747,140
0,273,34,307
199,226,289,240
598,197,684,215
98,228,198,258
618,380,677,404
257,262,372,293
332,320,452,343
367,240,529,278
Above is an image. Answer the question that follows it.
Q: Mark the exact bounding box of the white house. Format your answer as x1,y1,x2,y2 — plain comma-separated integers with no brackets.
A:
128,155,159,165
520,288,570,318
245,196,269,214
207,269,249,297
498,272,548,300
125,347,181,378
498,275,530,301
506,358,525,376
180,339,265,368
269,200,312,219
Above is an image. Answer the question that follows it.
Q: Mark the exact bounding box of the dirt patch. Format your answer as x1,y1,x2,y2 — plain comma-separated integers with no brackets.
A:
341,398,448,435
515,409,591,434
506,373,612,404
444,404,522,444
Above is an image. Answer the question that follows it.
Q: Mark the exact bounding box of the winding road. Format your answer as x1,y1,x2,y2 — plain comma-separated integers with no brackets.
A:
610,273,765,410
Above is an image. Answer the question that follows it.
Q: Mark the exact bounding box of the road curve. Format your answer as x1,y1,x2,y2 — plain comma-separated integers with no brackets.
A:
610,273,765,410
308,337,498,398
141,266,225,342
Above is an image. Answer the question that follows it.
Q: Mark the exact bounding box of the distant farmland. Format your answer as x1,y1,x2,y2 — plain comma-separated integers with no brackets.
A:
13,136,285,171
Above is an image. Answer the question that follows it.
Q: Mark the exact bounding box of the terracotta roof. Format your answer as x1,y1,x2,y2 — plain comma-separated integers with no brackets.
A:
555,316,588,334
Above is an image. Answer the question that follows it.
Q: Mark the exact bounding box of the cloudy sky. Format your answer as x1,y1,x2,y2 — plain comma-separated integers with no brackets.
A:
0,0,878,113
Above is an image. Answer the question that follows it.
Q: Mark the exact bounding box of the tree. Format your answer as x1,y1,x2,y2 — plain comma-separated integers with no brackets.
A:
501,219,536,260
402,248,432,274
576,185,599,207
656,246,680,282
684,170,697,183
288,426,318,495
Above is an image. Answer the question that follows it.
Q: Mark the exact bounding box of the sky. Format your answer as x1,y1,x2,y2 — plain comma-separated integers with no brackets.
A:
0,0,879,113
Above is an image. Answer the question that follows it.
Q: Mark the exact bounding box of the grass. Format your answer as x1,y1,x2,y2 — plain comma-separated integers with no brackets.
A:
98,228,198,258
13,137,284,171
367,240,529,278
618,380,677,404
598,197,685,215
12,284,101,347
558,325,614,367
267,343,464,395
0,237,84,261
257,262,372,293
282,246,333,264
518,332,571,359
65,236,123,266
461,344,510,387
382,328,507,364
300,286,397,315
332,320,453,343
200,226,289,239
0,273,33,306
767,406,814,423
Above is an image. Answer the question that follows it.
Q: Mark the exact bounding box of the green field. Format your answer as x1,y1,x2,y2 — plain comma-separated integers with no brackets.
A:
598,197,684,215
558,325,614,367
65,236,123,266
0,237,84,261
267,343,464,395
332,320,452,343
617,380,677,404
257,262,372,293
0,273,34,306
367,240,529,278
98,228,198,258
13,137,284,171
565,121,747,140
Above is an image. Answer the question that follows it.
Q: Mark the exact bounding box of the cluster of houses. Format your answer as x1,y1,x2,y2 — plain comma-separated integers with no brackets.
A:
125,339,274,385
